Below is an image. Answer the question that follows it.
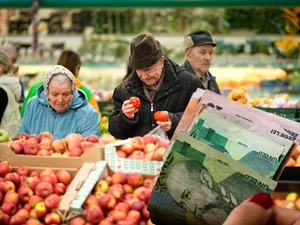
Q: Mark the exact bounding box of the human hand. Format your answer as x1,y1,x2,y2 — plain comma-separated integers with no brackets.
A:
122,100,138,119
223,192,300,225
156,117,172,132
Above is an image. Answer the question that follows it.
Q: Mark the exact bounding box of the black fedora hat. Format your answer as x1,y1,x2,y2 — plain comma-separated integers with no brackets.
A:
183,30,217,51
129,33,163,70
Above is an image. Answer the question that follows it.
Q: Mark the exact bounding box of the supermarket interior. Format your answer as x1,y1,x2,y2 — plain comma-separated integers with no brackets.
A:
0,0,300,224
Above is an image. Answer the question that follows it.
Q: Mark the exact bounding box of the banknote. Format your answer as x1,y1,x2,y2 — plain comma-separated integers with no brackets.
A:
195,89,300,143
148,132,277,225
188,107,288,178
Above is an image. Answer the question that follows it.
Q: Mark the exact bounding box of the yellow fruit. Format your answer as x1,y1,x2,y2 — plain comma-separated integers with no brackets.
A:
286,192,298,201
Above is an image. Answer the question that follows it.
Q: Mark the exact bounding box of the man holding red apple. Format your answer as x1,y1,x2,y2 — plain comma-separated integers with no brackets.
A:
109,33,203,139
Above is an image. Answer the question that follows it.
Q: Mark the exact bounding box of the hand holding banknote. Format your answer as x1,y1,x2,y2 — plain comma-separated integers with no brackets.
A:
224,192,300,225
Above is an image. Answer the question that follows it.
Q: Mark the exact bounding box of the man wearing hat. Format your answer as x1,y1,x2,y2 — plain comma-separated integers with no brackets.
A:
109,33,203,139
0,50,21,137
182,30,221,94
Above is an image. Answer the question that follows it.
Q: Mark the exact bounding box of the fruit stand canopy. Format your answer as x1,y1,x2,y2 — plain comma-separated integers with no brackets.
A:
2,0,300,7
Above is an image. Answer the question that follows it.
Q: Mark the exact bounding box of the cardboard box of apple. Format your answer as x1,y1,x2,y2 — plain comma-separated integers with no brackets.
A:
68,171,156,225
9,132,115,157
273,192,300,211
116,134,169,162
0,161,74,225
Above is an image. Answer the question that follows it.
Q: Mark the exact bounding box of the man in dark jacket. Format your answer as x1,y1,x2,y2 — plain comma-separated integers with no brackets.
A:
109,33,203,139
182,30,221,95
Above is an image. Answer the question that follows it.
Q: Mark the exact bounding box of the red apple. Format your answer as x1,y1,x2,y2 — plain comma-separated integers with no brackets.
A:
29,134,41,143
16,208,29,217
24,141,40,155
0,191,2,205
56,170,72,185
39,138,52,151
143,179,154,188
0,161,12,177
62,151,70,157
99,220,113,225
34,202,47,217
23,203,31,211
2,213,10,225
115,202,130,214
151,150,164,161
4,191,19,204
1,202,17,215
128,151,145,160
18,132,30,140
0,181,15,194
27,137,39,144
16,165,31,176
99,194,117,211
84,135,99,143
66,139,81,151
26,218,41,225
9,214,26,225
126,210,141,223
4,172,21,188
120,142,135,156
35,181,54,198
25,176,40,190
39,132,53,141
44,212,61,225
44,194,60,210
157,139,169,148
41,174,58,185
85,204,104,224
28,195,43,208
131,136,144,150
94,190,105,200
116,150,127,158
142,205,150,220
130,200,145,212
37,149,50,156
123,184,133,194
29,170,40,177
143,143,156,154
81,141,95,152
127,173,144,188
69,147,83,156
18,187,34,204
112,172,127,185
53,183,66,195
98,134,116,145
29,209,38,218
51,140,66,154
10,140,24,154
84,195,99,207
40,168,55,177
113,210,127,222
143,134,157,145
69,217,86,225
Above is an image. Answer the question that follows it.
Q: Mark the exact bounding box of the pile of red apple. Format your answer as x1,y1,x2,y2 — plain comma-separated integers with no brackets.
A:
0,161,72,225
68,172,156,225
273,192,300,211
116,134,169,161
10,132,115,157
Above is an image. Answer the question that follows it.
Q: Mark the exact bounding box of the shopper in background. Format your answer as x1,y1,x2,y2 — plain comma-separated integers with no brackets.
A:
0,50,21,137
223,192,300,225
109,33,203,139
182,30,221,94
18,65,100,140
20,50,101,118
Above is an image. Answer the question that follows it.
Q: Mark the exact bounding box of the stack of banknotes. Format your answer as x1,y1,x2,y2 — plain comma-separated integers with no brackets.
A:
148,89,300,225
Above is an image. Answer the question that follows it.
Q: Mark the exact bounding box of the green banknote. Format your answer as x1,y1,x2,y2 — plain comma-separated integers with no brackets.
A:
188,108,287,178
148,132,277,225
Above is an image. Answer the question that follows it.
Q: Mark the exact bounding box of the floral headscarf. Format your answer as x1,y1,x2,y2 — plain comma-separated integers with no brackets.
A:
43,65,76,105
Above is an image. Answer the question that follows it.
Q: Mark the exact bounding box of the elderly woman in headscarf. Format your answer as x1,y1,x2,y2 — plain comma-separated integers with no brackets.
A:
18,65,100,140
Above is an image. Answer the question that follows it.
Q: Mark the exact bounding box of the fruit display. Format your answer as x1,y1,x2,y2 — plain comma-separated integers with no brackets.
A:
9,132,115,157
71,171,156,225
273,192,300,211
0,161,73,225
116,134,169,161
